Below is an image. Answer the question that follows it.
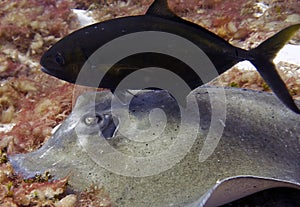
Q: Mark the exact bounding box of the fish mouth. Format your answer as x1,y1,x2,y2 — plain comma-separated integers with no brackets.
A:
40,66,60,76
41,66,60,79
41,67,72,83
41,67,53,75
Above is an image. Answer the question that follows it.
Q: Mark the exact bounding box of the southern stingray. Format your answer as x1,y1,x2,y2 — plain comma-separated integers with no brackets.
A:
9,86,300,206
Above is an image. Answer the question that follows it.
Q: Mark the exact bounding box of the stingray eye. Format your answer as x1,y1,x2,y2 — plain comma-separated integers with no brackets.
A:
55,52,65,66
84,114,102,126
82,113,118,139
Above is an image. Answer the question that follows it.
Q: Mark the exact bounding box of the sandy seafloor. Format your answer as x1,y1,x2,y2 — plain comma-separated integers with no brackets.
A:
0,0,299,206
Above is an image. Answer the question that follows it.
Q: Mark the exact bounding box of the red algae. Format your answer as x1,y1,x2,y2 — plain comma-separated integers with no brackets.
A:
0,1,80,205
0,162,72,207
12,178,68,206
0,69,75,152
0,0,81,154
0,0,79,55
211,64,300,101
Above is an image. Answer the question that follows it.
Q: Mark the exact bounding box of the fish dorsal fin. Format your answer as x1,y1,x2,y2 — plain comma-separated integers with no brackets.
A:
146,0,179,20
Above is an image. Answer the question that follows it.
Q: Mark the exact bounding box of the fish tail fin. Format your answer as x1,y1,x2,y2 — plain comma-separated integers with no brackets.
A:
249,24,300,114
252,24,300,60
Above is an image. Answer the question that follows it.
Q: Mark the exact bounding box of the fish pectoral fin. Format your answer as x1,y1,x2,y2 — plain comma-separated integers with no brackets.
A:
112,89,136,105
146,0,179,20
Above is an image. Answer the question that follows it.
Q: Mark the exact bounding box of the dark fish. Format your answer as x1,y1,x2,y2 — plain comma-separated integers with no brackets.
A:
40,0,300,114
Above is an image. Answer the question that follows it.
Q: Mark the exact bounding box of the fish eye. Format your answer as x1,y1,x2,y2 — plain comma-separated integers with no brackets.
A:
54,52,65,66
83,114,103,126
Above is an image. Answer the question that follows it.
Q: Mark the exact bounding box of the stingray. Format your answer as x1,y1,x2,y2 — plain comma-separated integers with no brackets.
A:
9,86,300,206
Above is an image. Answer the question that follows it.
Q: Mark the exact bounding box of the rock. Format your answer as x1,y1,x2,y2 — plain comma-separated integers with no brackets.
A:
285,14,300,23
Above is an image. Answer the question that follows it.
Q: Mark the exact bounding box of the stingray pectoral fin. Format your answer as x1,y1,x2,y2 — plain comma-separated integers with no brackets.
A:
250,24,300,114
197,176,300,207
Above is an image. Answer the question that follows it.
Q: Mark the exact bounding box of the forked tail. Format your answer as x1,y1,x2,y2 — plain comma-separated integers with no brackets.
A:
250,24,300,114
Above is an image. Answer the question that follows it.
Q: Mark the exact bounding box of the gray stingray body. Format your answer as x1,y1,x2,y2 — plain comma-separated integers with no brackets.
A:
10,86,300,206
